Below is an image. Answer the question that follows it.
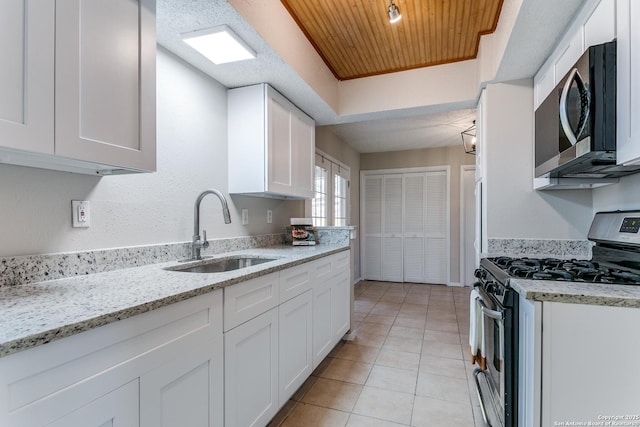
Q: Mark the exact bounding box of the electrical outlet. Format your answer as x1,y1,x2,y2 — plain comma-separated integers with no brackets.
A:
72,200,91,228
267,210,273,224
242,209,249,225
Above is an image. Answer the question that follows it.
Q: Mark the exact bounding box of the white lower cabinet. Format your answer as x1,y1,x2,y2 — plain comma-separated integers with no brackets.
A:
0,251,351,427
0,290,223,427
279,290,313,403
517,295,541,427
47,380,139,427
224,307,279,427
140,338,223,427
223,250,351,426
518,297,640,426
313,253,351,369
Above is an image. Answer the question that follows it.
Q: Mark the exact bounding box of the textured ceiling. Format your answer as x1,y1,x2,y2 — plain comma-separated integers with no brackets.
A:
157,0,587,153
321,108,477,153
281,0,503,80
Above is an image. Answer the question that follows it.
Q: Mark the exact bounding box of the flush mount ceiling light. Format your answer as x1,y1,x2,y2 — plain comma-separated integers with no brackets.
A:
388,0,402,24
182,25,256,65
462,121,477,155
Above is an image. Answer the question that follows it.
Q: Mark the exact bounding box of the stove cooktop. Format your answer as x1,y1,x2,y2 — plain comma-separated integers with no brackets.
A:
488,256,640,285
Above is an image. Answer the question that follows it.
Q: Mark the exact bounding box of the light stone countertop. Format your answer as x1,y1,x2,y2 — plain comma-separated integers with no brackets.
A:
509,277,640,308
0,244,349,358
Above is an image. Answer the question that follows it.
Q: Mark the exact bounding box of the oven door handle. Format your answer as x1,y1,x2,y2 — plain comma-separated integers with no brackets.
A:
476,297,504,321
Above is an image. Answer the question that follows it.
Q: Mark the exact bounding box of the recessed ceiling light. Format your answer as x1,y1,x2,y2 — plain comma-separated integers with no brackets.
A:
182,25,256,65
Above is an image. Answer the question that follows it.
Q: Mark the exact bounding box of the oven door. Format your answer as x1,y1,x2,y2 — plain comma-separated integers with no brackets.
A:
473,288,505,427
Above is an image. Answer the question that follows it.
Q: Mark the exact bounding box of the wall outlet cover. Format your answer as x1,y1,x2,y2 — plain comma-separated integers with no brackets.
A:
72,200,91,228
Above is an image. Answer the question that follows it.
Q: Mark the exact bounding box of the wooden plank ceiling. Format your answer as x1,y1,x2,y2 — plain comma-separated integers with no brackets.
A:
281,0,504,80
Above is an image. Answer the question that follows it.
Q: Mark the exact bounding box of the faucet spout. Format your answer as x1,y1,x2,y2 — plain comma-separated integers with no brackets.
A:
190,189,232,261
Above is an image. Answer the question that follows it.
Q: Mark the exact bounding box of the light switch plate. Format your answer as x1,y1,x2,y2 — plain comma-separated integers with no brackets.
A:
72,200,90,228
267,210,273,224
241,209,249,225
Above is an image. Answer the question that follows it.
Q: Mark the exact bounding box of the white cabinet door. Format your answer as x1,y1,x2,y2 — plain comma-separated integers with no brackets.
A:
331,269,351,341
46,380,139,427
267,93,293,195
583,0,615,49
279,290,313,404
312,276,334,368
518,296,541,427
0,1,54,154
541,302,640,424
291,112,315,198
617,0,640,165
54,0,156,172
225,308,279,427
140,338,223,427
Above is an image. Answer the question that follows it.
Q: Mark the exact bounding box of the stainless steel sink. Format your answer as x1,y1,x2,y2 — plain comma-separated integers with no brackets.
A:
167,256,278,273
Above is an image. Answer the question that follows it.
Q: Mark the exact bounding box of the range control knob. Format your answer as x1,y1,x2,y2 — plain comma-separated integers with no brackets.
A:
486,282,499,295
474,269,486,280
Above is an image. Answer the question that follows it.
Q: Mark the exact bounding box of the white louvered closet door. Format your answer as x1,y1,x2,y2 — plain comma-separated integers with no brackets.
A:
362,169,448,284
363,175,383,280
425,171,447,283
382,175,403,282
403,174,426,283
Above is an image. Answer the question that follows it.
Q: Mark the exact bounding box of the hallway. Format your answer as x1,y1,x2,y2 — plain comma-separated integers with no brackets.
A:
268,281,484,426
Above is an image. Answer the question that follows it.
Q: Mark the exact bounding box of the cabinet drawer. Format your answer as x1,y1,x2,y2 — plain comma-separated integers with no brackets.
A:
224,272,280,331
280,262,313,303
332,251,350,273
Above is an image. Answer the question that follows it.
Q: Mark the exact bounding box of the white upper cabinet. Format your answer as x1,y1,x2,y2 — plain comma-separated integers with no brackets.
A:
616,0,640,165
55,0,156,173
0,0,156,175
228,84,315,199
0,1,54,154
533,0,615,110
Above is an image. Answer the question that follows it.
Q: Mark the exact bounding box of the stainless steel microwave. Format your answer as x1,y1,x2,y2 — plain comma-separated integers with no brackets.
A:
535,40,640,179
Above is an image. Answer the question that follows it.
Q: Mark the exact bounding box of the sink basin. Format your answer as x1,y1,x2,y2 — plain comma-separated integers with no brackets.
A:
168,256,278,273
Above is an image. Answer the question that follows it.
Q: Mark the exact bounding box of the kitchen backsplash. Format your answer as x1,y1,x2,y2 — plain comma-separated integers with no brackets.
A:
487,238,593,259
0,227,355,288
0,234,286,288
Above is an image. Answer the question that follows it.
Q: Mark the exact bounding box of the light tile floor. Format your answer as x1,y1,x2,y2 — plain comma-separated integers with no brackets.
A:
268,281,486,427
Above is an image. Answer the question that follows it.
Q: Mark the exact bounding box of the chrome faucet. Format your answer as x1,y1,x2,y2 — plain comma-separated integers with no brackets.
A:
189,189,232,261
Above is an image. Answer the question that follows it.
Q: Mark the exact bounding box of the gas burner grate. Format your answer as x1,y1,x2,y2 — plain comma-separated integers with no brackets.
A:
487,256,640,285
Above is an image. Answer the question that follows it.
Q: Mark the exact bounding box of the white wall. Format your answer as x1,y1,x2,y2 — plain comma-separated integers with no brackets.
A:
593,173,640,213
315,127,361,279
482,80,594,240
0,48,303,257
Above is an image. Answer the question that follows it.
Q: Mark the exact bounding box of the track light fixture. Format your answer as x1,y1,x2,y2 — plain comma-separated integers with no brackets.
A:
388,0,402,24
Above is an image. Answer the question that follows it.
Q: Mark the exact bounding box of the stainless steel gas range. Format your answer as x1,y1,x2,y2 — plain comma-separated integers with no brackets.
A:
471,210,640,427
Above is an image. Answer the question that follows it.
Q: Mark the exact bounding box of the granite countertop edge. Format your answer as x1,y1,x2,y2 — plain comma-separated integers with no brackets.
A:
509,277,640,308
0,244,349,358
